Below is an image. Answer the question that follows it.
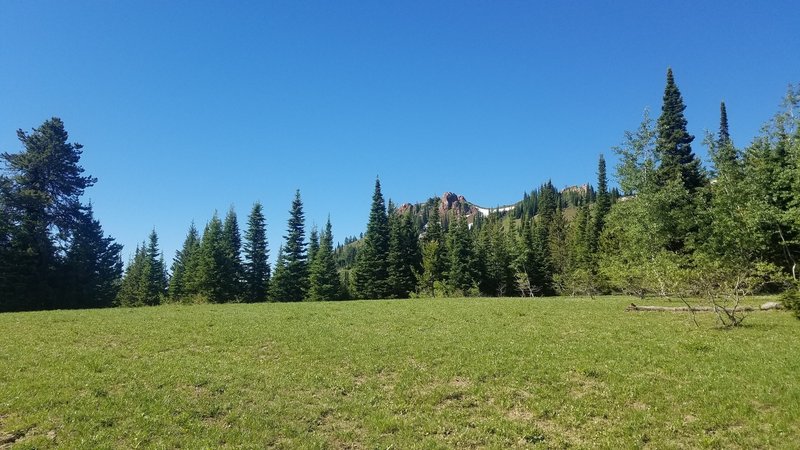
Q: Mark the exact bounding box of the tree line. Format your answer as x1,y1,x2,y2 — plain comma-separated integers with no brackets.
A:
2,69,798,312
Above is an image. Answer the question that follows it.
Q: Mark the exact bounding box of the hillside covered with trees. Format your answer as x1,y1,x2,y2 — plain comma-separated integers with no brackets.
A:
1,70,799,314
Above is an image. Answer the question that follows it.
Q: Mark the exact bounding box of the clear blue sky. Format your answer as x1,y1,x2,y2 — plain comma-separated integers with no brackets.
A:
1,1,798,264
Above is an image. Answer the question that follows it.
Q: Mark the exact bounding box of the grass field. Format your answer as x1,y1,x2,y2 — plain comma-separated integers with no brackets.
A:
1,296,799,449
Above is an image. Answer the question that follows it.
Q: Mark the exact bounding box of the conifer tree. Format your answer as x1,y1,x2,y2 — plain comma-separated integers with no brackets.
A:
308,225,319,267
269,246,290,301
388,212,420,298
353,178,391,299
145,229,168,302
169,222,200,302
1,118,96,310
117,230,166,306
656,68,705,191
62,204,123,308
222,207,244,301
447,215,475,294
715,102,738,166
197,213,229,303
417,204,446,295
243,202,270,302
593,154,611,244
117,244,147,306
270,190,308,301
308,218,341,301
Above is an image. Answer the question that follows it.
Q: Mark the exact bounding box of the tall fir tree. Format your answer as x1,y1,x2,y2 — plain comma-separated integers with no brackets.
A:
243,202,270,302
169,222,201,302
1,118,97,310
655,68,705,191
308,218,341,301
62,204,123,308
716,101,738,166
417,202,446,295
196,213,229,303
447,215,475,294
591,154,611,255
222,207,244,301
117,229,166,306
388,212,420,298
145,229,168,303
308,225,319,268
270,190,308,301
353,178,391,299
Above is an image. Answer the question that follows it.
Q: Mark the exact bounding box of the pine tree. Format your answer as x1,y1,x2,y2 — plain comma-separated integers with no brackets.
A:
62,204,123,308
145,229,168,303
169,222,201,302
417,203,446,295
117,230,165,307
718,101,730,146
243,202,270,302
447,215,475,294
269,246,290,301
308,218,341,301
270,190,308,301
353,178,391,299
388,212,420,298
197,213,229,303
308,225,319,268
716,102,737,166
222,207,244,301
590,154,611,258
1,118,96,310
117,244,147,306
656,68,705,191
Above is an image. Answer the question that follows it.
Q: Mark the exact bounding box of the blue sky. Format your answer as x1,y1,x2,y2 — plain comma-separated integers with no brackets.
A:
1,1,798,263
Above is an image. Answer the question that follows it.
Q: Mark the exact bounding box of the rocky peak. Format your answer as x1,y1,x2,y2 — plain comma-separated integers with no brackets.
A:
440,192,479,216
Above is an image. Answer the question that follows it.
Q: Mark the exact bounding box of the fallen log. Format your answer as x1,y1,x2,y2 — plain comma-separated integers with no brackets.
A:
625,302,783,312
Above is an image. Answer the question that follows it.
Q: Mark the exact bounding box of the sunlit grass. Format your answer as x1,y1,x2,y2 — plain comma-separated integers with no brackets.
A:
1,296,798,448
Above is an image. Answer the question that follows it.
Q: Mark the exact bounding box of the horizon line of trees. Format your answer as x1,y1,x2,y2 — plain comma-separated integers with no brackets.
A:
2,69,799,312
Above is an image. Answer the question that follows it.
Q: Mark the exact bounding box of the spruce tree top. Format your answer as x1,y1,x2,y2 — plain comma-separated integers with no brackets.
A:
718,102,731,146
656,68,704,191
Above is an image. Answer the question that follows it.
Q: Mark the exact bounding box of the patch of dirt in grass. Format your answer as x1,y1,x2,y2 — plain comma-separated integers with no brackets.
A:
629,401,650,411
506,407,534,422
450,377,471,389
309,408,366,449
568,370,606,399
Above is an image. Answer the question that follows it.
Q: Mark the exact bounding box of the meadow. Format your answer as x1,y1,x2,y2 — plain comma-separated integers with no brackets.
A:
1,296,798,449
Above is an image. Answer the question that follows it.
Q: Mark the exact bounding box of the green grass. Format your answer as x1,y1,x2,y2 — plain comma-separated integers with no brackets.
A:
1,296,799,449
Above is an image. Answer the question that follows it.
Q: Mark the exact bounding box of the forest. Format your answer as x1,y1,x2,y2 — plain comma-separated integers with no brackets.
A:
1,69,799,317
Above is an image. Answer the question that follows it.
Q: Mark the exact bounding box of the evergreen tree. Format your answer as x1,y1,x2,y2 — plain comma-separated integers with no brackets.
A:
1,118,96,310
447,215,475,294
270,190,308,301
117,230,165,306
62,204,123,308
655,68,705,191
243,202,270,302
387,212,420,298
716,102,737,166
592,154,611,253
353,179,391,299
308,218,341,301
145,229,168,302
169,222,200,302
308,225,319,268
117,244,147,306
197,213,229,303
222,207,244,301
718,101,731,146
269,246,290,301
417,203,446,295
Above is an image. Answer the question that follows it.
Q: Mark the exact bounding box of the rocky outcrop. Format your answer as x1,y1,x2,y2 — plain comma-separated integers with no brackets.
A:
439,192,479,216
